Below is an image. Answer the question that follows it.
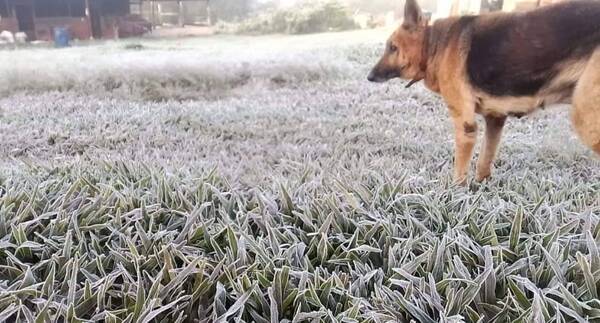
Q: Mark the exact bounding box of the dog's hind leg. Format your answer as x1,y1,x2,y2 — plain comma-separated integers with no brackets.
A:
572,50,600,155
476,115,507,182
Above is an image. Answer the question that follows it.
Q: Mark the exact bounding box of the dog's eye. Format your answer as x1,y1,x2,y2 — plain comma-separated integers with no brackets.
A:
388,44,398,52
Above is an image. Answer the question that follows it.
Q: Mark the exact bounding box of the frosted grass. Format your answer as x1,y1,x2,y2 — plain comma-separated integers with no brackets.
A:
0,29,385,100
0,29,599,322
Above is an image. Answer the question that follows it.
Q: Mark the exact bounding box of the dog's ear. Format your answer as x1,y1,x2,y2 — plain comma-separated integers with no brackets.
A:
403,0,423,30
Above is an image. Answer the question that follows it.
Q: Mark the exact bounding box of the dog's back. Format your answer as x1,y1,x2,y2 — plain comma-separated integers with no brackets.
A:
463,1,600,154
467,1,600,98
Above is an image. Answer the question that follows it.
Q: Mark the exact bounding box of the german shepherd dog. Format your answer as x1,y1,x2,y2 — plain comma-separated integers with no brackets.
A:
368,0,600,184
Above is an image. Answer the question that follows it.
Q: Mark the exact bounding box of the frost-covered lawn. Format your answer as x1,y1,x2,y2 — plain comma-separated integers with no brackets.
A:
0,31,599,322
0,29,382,100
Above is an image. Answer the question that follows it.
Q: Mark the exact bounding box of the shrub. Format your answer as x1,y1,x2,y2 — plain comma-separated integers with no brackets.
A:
220,0,359,35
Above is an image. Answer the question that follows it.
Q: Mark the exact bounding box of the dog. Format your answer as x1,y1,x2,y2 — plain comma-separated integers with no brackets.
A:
368,0,600,184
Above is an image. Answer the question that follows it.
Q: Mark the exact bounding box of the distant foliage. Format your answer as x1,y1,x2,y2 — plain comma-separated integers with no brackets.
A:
219,0,358,35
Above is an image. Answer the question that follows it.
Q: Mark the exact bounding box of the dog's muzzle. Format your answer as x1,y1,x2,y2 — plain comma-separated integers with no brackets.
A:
367,70,385,83
367,68,401,83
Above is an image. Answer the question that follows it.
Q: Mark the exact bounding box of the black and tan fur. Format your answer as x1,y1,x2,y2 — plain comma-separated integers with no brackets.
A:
368,0,600,184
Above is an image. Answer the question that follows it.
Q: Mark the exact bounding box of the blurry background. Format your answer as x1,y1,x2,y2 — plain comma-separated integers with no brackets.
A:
0,0,565,43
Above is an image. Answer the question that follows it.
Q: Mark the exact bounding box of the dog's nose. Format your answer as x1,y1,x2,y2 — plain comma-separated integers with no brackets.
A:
367,71,376,82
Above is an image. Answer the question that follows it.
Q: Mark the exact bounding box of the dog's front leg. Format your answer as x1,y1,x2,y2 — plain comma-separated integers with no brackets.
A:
476,115,506,182
451,109,478,185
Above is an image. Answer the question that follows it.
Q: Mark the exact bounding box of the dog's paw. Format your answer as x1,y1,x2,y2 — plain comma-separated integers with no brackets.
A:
475,173,491,183
475,169,492,182
453,176,469,187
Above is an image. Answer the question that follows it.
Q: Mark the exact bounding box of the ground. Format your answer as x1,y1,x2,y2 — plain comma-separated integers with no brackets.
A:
0,30,598,322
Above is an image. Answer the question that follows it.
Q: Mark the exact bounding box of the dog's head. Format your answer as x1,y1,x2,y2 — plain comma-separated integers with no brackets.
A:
367,0,429,86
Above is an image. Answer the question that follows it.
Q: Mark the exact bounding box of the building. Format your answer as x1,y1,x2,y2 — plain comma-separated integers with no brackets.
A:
0,0,212,42
501,0,566,11
432,0,501,20
431,0,567,20
140,0,210,27
0,0,150,41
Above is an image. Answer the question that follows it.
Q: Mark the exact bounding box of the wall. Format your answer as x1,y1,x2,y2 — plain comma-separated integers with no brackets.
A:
502,0,568,12
432,0,566,19
36,16,141,41
502,0,538,11
34,17,91,41
0,17,18,32
100,16,119,39
141,1,209,26
99,16,149,39
433,0,482,20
